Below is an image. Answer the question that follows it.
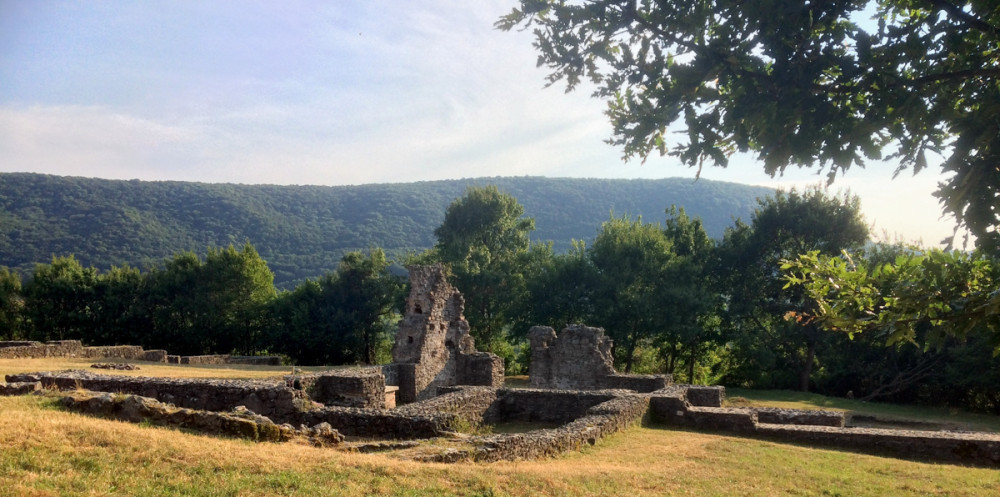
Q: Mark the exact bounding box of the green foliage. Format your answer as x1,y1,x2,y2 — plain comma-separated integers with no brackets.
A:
22,255,98,341
432,186,536,352
142,243,276,355
0,267,25,340
326,249,406,364
269,249,404,366
716,188,869,391
0,174,770,289
499,0,1000,250
517,240,599,332
589,214,674,372
784,246,1000,351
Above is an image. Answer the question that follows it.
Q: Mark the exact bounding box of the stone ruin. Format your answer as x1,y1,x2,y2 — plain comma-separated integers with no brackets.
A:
529,324,672,392
4,265,1000,466
0,339,281,365
384,264,504,403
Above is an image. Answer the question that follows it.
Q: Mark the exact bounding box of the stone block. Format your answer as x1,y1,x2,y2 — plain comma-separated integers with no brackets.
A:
754,407,845,427
457,352,504,388
685,385,725,407
0,381,41,396
685,407,757,432
142,350,169,362
299,368,387,409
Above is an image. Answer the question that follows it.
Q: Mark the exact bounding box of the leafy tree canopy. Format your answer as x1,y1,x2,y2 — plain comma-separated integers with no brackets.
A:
499,0,1000,250
433,186,537,352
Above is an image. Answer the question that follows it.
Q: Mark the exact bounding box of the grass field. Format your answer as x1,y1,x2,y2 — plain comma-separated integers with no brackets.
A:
2,358,999,496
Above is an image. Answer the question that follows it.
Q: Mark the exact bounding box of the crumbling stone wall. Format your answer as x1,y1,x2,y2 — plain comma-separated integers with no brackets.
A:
0,340,87,359
178,354,282,365
397,386,499,426
295,368,387,409
0,381,40,396
7,370,309,420
388,264,504,402
528,324,672,392
0,341,42,348
60,391,345,445
293,406,456,439
80,346,144,359
0,341,276,365
457,352,505,387
484,388,621,424
529,324,614,389
753,407,845,427
426,392,651,463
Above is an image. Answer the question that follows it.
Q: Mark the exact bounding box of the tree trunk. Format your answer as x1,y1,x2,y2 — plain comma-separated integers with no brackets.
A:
624,334,637,374
687,343,698,384
799,340,816,392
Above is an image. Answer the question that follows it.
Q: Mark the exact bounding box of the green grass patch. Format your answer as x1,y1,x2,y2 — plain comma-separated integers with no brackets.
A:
727,387,1000,432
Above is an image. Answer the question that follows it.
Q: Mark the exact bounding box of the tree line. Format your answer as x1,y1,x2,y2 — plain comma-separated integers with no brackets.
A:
2,185,999,413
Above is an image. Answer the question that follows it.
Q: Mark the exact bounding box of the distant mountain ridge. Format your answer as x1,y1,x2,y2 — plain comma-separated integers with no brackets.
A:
0,173,773,288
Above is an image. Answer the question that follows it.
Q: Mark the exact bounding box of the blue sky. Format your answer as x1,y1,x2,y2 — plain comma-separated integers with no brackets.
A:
0,1,959,245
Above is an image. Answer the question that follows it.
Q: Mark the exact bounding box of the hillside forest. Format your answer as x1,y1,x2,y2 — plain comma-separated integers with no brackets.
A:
2,180,999,415
0,173,771,290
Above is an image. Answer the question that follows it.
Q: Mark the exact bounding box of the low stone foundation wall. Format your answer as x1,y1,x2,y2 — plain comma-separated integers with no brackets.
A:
228,356,283,366
431,394,650,462
756,423,1000,466
178,355,231,365
296,368,387,409
79,346,145,359
0,341,278,365
294,406,455,439
60,391,345,446
484,388,620,424
0,340,86,359
648,385,1000,467
7,370,308,421
0,341,42,349
177,354,282,365
753,407,845,427
0,381,40,396
61,391,299,442
141,350,168,362
398,386,499,425
7,365,998,466
601,373,672,392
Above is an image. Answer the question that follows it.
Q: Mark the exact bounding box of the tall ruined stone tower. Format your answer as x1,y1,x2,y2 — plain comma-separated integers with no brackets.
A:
390,264,502,402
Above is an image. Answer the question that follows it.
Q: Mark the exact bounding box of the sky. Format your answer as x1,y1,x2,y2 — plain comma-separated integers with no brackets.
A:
0,1,961,246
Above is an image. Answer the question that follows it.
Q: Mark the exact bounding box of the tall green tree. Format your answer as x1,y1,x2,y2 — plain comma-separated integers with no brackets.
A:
659,206,720,383
433,186,535,352
202,243,277,355
518,241,599,332
328,249,405,365
90,265,147,346
22,255,98,341
589,214,674,372
270,249,404,366
499,0,1000,250
144,251,205,354
718,188,869,391
145,243,276,355
0,267,24,340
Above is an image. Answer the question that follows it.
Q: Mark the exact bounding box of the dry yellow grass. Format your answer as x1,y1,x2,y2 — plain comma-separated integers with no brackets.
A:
2,358,1000,496
0,357,338,381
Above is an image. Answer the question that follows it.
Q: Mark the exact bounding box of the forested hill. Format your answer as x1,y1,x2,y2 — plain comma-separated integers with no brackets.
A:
0,173,772,288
